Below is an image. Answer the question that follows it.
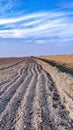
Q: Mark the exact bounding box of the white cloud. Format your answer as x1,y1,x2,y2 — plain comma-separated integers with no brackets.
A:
0,10,73,44
0,12,48,24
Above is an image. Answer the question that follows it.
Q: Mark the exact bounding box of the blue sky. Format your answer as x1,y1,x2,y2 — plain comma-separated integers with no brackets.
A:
0,0,73,57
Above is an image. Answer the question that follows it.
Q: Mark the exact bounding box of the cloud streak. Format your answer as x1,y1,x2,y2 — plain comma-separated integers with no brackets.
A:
0,0,15,16
0,10,73,45
0,0,73,57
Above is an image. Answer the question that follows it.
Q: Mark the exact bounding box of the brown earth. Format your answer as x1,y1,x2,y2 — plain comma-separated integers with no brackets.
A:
0,57,73,130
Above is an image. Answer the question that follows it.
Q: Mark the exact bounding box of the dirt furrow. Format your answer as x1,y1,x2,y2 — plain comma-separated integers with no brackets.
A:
15,63,38,130
0,57,73,130
41,70,72,130
38,69,55,130
0,65,27,97
0,65,33,130
0,80,10,88
0,75,19,96
0,65,30,113
31,64,43,130
36,58,73,124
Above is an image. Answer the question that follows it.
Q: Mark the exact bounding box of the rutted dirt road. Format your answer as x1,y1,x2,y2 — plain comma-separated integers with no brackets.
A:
0,58,73,130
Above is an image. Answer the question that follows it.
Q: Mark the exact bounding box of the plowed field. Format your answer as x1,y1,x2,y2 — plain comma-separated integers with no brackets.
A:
0,57,73,130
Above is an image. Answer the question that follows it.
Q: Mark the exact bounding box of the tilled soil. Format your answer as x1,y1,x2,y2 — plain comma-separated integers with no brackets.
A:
0,57,73,130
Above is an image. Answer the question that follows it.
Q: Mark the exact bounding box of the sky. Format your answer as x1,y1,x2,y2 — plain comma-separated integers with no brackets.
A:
0,0,73,57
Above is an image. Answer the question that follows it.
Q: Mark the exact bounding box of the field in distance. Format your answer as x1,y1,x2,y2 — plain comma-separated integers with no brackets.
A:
38,55,73,70
0,57,26,69
38,55,73,62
